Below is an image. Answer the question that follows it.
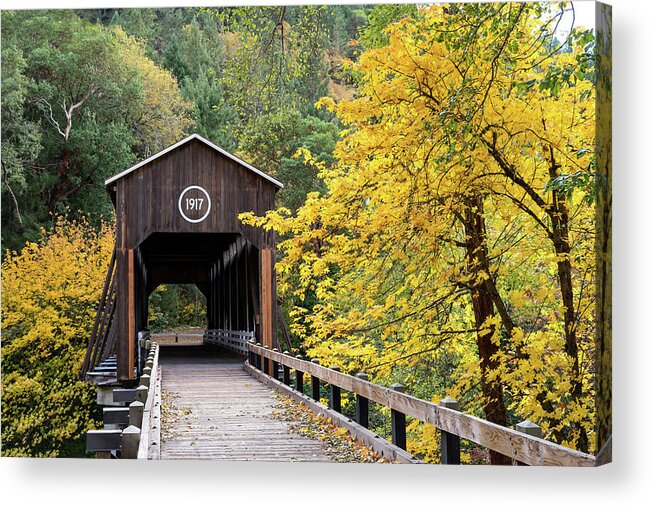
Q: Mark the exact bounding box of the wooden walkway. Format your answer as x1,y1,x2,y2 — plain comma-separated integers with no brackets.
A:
159,345,334,461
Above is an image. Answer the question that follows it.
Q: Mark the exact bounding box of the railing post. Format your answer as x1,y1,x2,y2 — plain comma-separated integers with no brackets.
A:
390,383,407,450
295,355,304,394
355,372,369,428
282,351,291,385
515,420,543,466
440,397,461,465
140,374,151,388
129,400,144,428
262,345,270,375
329,365,341,412
121,425,140,459
255,342,262,370
248,338,255,366
272,349,280,380
310,359,320,401
136,384,149,403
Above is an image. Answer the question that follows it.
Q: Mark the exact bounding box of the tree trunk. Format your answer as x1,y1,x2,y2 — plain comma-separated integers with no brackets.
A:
484,134,590,452
48,147,72,215
462,195,511,465
547,151,589,453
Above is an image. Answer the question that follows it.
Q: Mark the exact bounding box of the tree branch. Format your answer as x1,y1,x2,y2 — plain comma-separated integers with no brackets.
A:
35,98,65,138
3,176,23,225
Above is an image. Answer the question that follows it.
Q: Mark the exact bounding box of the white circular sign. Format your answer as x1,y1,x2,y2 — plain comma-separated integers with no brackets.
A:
178,185,211,223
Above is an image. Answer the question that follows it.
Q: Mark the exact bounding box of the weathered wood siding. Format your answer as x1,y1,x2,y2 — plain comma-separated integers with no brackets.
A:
113,139,277,251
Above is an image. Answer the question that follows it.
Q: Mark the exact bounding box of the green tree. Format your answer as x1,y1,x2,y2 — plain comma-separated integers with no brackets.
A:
1,10,139,250
148,284,207,332
360,3,419,48
161,19,238,149
113,26,194,157
237,109,339,212
1,30,42,249
1,10,193,251
214,6,334,124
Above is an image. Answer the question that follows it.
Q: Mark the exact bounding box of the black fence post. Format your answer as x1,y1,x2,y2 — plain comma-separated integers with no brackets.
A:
355,372,369,428
262,345,269,375
295,355,304,394
391,383,407,450
282,351,291,385
248,338,255,367
272,348,280,380
329,365,341,413
255,342,262,370
310,359,320,401
440,397,461,464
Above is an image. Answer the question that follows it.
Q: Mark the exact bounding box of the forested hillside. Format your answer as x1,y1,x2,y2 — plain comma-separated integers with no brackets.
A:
1,3,606,461
2,5,391,252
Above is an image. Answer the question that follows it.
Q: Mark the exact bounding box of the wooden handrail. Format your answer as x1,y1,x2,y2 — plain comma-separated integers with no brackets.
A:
204,328,253,354
138,342,161,459
248,343,596,467
86,341,159,459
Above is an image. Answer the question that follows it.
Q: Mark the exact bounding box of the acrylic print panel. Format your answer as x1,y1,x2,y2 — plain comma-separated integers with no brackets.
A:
0,1,611,467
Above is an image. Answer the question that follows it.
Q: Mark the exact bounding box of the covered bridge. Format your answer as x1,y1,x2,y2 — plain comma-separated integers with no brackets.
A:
82,134,282,384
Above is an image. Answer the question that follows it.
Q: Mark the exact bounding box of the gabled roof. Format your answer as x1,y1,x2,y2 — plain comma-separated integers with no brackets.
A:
104,133,284,188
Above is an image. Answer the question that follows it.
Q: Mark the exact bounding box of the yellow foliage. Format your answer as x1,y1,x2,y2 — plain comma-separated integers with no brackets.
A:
1,216,114,456
241,4,597,454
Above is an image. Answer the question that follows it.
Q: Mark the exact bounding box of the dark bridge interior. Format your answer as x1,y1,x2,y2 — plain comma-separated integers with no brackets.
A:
138,232,260,335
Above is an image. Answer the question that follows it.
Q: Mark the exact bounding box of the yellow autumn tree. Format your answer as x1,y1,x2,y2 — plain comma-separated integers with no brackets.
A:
242,2,597,460
1,216,114,457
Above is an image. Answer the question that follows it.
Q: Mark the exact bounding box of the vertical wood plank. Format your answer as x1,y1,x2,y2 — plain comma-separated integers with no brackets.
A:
261,248,273,349
128,248,135,381
117,179,129,382
270,235,278,349
249,246,260,342
330,366,342,412
355,372,369,428
310,359,321,401
282,351,292,386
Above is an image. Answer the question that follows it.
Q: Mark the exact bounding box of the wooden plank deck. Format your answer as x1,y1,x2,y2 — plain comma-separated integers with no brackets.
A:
159,345,334,461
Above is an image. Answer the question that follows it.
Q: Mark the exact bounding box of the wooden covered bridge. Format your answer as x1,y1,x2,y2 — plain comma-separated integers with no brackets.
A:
82,133,281,384
82,135,599,466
